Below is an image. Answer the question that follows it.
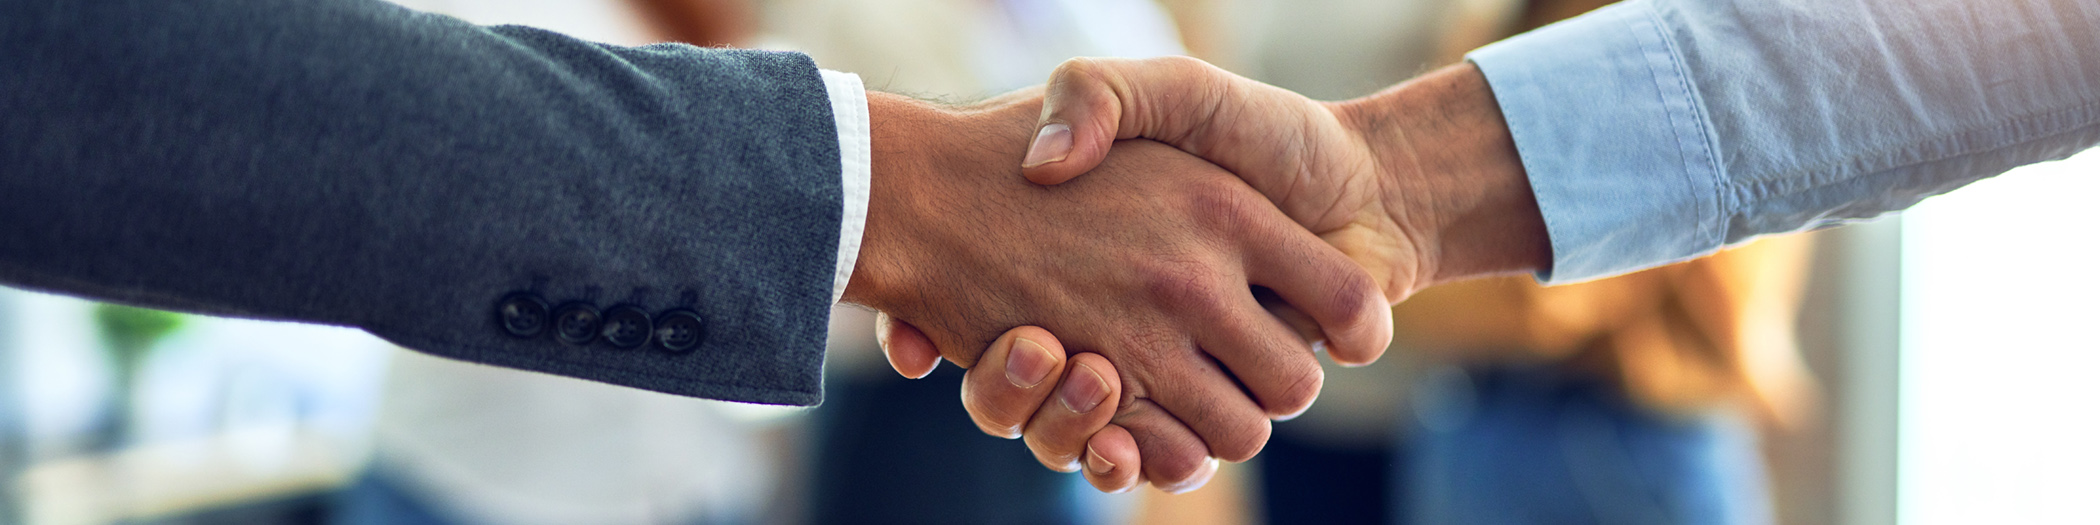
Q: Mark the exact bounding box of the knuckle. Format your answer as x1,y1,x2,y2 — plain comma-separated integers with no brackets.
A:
1325,269,1382,331
1054,56,1103,77
1266,365,1324,419
1024,435,1083,472
1208,418,1271,463
1148,443,1211,485
1313,269,1392,364
1179,179,1263,234
1157,55,1209,76
968,413,1021,440
961,385,1027,437
1049,58,1115,96
1137,258,1223,309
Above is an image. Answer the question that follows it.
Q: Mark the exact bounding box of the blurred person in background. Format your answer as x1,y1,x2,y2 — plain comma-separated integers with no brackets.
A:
1369,236,1814,525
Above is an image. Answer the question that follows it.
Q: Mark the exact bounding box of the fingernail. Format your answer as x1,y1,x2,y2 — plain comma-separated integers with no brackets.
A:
1086,446,1116,474
1160,458,1221,494
1005,336,1055,388
1316,340,1367,368
1020,123,1073,168
1059,363,1109,413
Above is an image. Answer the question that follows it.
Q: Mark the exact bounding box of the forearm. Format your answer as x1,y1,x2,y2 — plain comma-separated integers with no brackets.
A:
1,0,844,404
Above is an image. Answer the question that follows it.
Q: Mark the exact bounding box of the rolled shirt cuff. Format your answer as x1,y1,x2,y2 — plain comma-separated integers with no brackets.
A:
1466,0,1726,284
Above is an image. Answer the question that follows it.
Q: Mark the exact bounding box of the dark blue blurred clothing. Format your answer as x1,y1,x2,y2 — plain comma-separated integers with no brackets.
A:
1405,366,1771,525
808,365,1087,525
1259,429,1396,524
1262,366,1771,525
333,470,461,525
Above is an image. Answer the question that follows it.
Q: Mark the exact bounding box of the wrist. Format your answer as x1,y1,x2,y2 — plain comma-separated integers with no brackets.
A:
841,91,1043,310
840,93,941,309
1337,62,1550,291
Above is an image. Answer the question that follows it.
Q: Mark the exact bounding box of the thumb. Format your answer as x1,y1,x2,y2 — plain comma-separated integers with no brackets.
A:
1020,56,1229,186
875,312,941,379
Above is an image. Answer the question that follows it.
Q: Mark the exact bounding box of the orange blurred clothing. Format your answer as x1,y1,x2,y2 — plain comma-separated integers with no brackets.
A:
626,0,757,47
1392,234,1818,429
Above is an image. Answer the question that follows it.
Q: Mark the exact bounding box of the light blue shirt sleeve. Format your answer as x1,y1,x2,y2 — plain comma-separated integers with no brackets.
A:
1467,0,2100,283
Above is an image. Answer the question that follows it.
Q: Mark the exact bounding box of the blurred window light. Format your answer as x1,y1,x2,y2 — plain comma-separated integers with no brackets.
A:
3,288,394,522
1899,147,2100,524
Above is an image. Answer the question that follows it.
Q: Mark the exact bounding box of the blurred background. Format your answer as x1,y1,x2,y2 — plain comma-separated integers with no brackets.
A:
2,0,2096,523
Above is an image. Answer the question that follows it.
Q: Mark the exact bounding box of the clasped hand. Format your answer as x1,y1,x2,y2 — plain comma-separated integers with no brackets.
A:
844,58,1547,493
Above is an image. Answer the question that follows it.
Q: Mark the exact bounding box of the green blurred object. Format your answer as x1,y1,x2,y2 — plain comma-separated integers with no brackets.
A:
92,303,186,449
95,303,185,366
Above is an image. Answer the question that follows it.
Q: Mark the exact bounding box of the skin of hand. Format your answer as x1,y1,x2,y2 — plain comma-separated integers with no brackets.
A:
887,323,1155,493
839,90,1396,483
880,296,1320,493
1021,57,1550,297
881,59,1553,492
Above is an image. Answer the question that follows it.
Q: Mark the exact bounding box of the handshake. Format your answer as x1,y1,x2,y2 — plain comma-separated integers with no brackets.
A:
840,57,1551,493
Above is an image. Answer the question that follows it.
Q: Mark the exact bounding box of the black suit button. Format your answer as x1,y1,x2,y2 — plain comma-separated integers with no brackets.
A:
654,310,706,353
551,302,602,345
496,293,550,338
600,305,653,349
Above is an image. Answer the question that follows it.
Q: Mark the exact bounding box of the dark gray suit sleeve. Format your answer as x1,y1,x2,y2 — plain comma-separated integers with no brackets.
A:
1,0,842,405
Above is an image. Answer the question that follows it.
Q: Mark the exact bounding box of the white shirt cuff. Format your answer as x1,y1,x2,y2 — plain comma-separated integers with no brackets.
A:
820,69,870,305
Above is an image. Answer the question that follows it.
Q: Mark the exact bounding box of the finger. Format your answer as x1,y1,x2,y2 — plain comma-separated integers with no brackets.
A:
876,312,942,379
1132,349,1272,462
1155,456,1220,495
1192,290,1326,420
1243,221,1395,367
1111,399,1216,491
1021,353,1121,471
959,326,1068,439
1081,424,1142,493
1023,56,1232,185
1253,288,1324,343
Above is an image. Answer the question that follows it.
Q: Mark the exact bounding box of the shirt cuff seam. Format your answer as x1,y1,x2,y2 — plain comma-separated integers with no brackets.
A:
819,69,870,305
1639,3,1731,254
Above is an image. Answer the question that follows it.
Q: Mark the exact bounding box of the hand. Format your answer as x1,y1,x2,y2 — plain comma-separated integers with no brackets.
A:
1022,58,1550,301
881,301,1323,493
843,91,1394,479
885,322,1153,493
914,59,1556,491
